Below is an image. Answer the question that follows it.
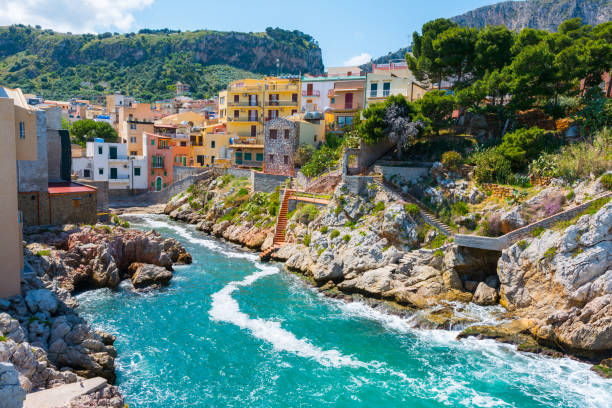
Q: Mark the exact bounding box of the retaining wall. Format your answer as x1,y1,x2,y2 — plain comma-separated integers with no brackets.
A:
251,171,289,193
373,165,430,184
173,166,208,182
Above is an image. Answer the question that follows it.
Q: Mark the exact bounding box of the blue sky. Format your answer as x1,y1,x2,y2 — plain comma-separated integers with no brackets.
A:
0,0,502,67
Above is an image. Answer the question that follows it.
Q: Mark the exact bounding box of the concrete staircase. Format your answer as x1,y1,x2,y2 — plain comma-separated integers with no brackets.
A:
260,188,294,261
377,179,453,235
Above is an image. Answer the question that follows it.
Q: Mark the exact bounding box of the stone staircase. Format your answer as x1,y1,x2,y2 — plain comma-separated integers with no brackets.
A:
260,188,294,261
376,179,453,235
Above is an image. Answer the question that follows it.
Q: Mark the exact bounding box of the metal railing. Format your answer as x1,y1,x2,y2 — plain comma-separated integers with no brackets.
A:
108,154,129,160
264,100,299,106
151,160,165,168
265,84,299,91
109,175,130,181
302,90,321,97
229,116,260,122
228,101,261,107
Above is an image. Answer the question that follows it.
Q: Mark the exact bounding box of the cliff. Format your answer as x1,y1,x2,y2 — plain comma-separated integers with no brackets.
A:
451,0,612,31
0,26,324,100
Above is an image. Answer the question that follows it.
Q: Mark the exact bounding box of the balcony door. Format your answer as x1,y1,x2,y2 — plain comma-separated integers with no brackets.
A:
109,146,117,159
249,94,257,106
248,110,258,121
251,125,257,137
307,83,313,96
110,167,118,179
345,93,353,109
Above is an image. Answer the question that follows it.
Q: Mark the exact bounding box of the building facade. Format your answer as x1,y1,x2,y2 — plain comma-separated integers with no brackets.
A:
143,132,173,191
364,62,428,107
328,78,366,130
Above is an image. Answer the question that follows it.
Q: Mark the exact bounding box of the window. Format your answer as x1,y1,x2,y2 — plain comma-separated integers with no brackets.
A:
284,155,288,164
345,93,353,109
180,141,187,147
211,140,216,148
98,146,103,155
306,83,313,96
151,139,155,145
292,93,298,103
130,123,136,130
383,82,391,97
220,96,225,105
256,153,263,162
234,110,239,118
234,94,239,103
134,167,141,176
284,129,290,139
130,137,137,143
197,155,204,165
269,154,274,162
291,109,297,115
268,110,278,120
18,122,25,139
99,168,104,175
251,125,257,137
270,129,277,139
130,151,137,156
110,167,118,179
83,169,91,178
331,97,335,104
211,156,215,164
244,152,252,161
370,82,378,97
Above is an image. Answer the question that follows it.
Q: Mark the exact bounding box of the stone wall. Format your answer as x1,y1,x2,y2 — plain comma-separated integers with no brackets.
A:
251,171,289,193
173,166,208,182
49,191,97,225
343,175,377,196
373,165,430,184
77,180,109,213
17,192,49,226
17,110,48,192
264,118,298,176
223,167,252,179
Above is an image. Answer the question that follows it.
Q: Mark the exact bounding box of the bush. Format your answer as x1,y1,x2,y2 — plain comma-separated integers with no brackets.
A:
320,226,329,234
497,127,557,172
372,201,386,213
343,234,351,243
302,233,311,247
600,173,612,190
330,230,340,239
301,146,341,178
294,144,315,167
451,201,469,216
441,150,463,171
237,188,249,196
482,213,502,237
292,204,319,224
404,203,420,218
36,250,51,257
472,147,512,184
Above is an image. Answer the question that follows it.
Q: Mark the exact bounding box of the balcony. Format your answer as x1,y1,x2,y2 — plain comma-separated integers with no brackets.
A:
109,175,130,182
368,89,409,99
264,100,299,107
228,84,264,92
108,154,129,161
228,101,261,107
265,84,299,92
151,160,165,168
229,116,260,123
302,90,321,97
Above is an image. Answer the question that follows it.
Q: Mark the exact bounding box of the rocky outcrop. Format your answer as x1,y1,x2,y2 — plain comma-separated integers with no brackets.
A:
0,363,26,408
451,0,612,32
25,225,190,293
129,263,173,289
497,200,612,358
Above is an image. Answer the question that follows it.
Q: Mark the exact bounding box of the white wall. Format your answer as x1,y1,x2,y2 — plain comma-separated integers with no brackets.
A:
71,157,93,179
301,80,334,112
130,157,148,189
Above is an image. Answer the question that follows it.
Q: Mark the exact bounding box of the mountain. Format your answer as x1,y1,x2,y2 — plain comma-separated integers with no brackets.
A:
0,26,323,101
451,0,612,31
361,46,412,71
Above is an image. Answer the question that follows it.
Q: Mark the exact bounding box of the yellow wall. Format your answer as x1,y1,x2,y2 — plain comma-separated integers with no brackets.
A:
0,98,27,298
157,111,207,127
122,122,154,156
14,104,37,161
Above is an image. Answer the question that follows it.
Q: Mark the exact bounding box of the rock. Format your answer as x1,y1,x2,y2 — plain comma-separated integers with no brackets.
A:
129,263,173,289
473,282,499,305
500,208,527,234
0,363,26,408
176,252,192,264
464,280,479,292
24,290,58,315
0,314,26,343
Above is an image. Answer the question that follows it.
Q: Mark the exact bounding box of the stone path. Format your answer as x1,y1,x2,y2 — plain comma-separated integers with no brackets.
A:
24,377,107,408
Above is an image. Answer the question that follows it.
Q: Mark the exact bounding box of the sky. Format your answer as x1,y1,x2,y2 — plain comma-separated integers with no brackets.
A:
0,0,503,67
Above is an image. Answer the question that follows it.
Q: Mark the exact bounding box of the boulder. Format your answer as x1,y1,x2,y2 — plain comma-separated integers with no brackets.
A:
473,282,499,305
129,263,173,289
0,363,26,408
24,289,58,315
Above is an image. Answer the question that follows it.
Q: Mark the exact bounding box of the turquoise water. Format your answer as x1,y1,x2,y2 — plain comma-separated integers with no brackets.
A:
76,215,612,408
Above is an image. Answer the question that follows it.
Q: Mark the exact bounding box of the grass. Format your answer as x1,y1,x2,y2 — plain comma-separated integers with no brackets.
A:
434,249,444,258
0,335,7,342
428,233,447,249
542,246,557,260
345,221,356,229
554,196,611,231
330,230,340,239
404,203,420,218
302,233,311,247
320,226,329,234
36,249,51,257
372,201,386,214
317,248,325,256
530,227,546,238
517,240,528,250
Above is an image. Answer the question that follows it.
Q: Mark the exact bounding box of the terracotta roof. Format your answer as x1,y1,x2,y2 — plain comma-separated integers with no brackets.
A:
48,182,96,194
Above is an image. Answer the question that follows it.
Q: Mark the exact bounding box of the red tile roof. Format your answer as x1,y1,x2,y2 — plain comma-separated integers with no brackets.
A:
48,182,96,194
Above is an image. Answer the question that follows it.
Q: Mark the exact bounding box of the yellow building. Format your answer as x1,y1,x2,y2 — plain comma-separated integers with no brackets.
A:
218,77,301,167
190,123,232,167
122,120,154,156
156,111,208,128
0,86,38,298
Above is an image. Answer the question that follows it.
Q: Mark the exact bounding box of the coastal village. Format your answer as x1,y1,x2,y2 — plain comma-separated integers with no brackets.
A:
0,9,611,408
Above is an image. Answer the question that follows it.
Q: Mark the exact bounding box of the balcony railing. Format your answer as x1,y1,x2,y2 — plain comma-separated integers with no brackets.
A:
264,100,299,106
368,89,410,98
151,160,165,168
302,90,321,97
108,154,129,161
228,101,261,107
228,84,264,92
229,116,260,122
109,175,130,181
265,84,299,91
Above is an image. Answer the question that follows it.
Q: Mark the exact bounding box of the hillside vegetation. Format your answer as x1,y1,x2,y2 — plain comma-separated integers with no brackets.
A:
0,26,323,101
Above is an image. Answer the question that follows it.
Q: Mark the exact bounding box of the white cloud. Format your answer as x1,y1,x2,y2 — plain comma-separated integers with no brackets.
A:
343,53,372,66
0,0,154,33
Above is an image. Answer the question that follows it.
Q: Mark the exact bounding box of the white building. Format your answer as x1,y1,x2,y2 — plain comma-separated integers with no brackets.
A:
72,140,148,192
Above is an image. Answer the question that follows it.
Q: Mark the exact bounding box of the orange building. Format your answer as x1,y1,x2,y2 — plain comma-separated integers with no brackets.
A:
143,132,173,191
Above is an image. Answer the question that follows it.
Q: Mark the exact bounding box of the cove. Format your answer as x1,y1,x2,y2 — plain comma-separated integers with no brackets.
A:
75,215,611,408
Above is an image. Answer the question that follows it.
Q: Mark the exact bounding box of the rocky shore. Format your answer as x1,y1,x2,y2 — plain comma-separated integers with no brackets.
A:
0,224,192,407
165,174,612,377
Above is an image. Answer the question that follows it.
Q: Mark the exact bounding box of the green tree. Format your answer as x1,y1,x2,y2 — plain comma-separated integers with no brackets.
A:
294,144,315,167
474,25,515,78
70,119,118,146
509,42,557,109
433,26,477,86
417,90,455,135
407,18,458,87
357,94,421,144
497,127,555,171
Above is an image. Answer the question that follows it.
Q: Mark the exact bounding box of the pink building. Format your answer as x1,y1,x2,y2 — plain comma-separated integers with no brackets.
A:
143,132,173,191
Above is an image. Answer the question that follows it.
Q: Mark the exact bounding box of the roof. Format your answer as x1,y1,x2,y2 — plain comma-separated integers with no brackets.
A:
301,75,366,82
232,144,264,149
48,182,96,194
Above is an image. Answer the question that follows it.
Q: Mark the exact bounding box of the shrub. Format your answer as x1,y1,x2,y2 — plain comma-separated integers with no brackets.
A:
498,127,558,172
302,233,311,247
404,203,420,218
343,234,351,243
451,201,469,216
530,226,545,238
301,146,341,178
330,230,340,239
373,201,385,214
294,144,316,167
517,240,528,249
472,147,512,184
434,249,444,258
483,213,502,237
344,220,356,229
0,335,7,342
293,204,319,224
542,246,557,260
441,150,463,171
428,233,447,249
320,226,329,234
237,188,249,197
566,190,575,201
36,250,51,257
600,173,612,190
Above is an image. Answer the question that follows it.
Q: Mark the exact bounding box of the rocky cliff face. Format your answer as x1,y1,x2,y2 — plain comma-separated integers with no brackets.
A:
498,199,611,358
452,0,612,31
